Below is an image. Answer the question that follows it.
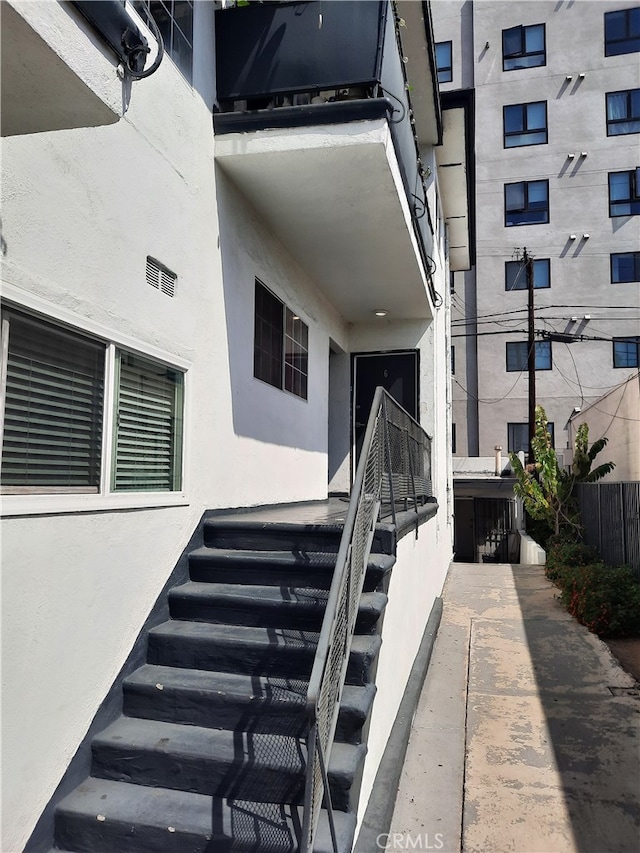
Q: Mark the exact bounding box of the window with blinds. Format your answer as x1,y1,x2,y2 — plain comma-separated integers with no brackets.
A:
112,351,183,491
1,312,105,493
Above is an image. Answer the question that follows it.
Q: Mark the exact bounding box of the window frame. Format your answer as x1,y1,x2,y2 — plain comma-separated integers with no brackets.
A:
604,7,640,57
502,23,546,71
0,303,188,515
505,258,550,291
132,0,194,83
611,252,640,283
508,421,554,453
608,168,640,216
435,41,453,84
613,337,640,368
506,340,552,372
504,180,550,227
503,101,548,148
606,88,640,136
253,279,309,401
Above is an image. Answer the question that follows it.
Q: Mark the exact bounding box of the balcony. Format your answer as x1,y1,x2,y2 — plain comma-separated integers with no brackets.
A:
213,0,443,323
1,1,147,136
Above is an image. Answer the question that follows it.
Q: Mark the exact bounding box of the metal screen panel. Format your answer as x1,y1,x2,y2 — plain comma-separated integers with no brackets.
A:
301,389,432,852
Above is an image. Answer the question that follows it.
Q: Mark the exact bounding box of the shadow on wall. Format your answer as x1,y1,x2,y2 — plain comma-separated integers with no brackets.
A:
215,169,327,453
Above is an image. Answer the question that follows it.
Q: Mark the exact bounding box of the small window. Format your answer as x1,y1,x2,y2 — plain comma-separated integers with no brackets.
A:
502,23,546,70
606,89,640,135
608,169,640,216
435,41,452,84
613,337,640,367
133,0,193,82
504,102,547,147
506,341,552,372
452,422,457,454
254,280,308,400
112,352,183,492
505,180,549,226
508,421,554,453
604,7,640,56
505,258,550,290
611,252,640,282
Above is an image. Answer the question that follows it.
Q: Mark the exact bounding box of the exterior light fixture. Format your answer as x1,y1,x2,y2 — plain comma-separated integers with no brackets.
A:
570,234,577,240
583,233,590,239
580,151,588,158
567,153,575,159
374,309,389,317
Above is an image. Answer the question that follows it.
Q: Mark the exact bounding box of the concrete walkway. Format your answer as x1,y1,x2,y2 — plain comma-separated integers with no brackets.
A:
387,563,640,853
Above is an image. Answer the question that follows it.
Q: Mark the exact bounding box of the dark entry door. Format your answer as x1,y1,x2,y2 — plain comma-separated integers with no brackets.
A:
353,351,418,462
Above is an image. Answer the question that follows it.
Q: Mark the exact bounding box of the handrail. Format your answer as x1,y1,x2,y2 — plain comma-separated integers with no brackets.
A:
301,387,432,852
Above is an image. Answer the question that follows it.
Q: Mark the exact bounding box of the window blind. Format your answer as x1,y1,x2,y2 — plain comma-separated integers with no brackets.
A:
113,352,183,491
1,313,105,492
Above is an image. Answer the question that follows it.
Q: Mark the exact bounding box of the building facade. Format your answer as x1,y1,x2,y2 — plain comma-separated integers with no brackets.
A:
432,0,640,464
1,2,471,850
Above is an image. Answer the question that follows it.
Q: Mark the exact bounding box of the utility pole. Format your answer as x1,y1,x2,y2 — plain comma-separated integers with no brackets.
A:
524,247,536,465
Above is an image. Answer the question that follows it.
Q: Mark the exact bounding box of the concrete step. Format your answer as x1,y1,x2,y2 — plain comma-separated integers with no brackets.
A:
123,665,376,743
168,581,387,632
147,620,382,684
55,777,357,853
188,546,394,592
188,546,336,589
203,519,343,554
91,716,365,811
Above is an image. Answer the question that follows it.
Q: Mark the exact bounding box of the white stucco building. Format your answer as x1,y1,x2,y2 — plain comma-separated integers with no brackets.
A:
1,2,471,851
432,0,640,462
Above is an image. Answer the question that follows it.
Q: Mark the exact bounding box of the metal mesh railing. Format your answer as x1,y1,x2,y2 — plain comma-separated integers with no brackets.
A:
301,388,432,852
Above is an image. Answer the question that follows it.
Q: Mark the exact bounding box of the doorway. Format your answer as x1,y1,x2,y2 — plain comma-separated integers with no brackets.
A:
352,350,418,466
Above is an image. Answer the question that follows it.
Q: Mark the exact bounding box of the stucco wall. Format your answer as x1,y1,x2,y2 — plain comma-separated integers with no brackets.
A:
2,5,454,849
568,372,640,481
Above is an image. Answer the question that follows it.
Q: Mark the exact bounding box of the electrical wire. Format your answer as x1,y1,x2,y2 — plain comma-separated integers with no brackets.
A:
126,2,164,79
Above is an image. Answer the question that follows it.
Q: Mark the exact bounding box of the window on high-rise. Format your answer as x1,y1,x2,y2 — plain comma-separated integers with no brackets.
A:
503,102,547,147
505,180,549,226
502,23,545,70
506,341,552,372
508,422,554,453
606,89,640,135
608,169,640,216
611,252,640,283
613,338,640,368
435,42,452,84
604,7,640,56
505,258,550,290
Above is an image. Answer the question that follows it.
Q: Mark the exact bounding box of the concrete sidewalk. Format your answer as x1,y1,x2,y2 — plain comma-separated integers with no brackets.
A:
387,563,640,853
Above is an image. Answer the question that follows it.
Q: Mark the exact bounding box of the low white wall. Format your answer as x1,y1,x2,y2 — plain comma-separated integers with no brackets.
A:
520,533,546,566
1,505,200,853
356,512,451,830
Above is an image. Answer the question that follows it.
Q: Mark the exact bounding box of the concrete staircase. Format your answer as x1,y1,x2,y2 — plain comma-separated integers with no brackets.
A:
50,515,395,852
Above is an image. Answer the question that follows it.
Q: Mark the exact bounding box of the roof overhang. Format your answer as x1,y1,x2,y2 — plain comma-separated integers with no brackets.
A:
215,117,434,322
436,89,475,271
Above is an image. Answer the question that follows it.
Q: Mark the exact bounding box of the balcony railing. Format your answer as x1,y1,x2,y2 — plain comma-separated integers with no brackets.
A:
214,0,439,304
301,387,432,852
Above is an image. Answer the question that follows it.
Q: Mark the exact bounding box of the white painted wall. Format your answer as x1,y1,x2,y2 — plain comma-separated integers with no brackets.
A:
1,4,454,849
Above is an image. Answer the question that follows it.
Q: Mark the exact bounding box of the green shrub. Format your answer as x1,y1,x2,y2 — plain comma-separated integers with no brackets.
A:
545,535,599,584
557,563,640,638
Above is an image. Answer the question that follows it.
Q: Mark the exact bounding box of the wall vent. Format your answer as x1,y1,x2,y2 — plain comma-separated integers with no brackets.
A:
146,256,177,297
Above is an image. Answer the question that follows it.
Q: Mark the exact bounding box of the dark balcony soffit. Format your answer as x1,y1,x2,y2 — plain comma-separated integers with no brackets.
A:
214,97,393,135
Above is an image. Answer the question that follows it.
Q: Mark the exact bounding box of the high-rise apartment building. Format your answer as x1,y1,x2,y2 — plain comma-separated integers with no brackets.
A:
432,0,640,462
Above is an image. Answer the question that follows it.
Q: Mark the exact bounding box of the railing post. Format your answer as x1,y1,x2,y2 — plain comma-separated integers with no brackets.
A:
382,396,397,529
